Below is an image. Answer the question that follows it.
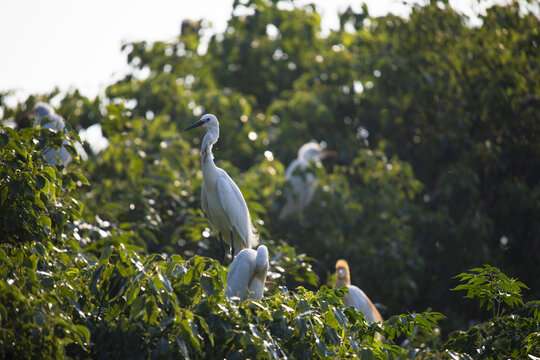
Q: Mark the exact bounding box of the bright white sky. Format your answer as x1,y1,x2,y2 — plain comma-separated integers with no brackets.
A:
0,0,517,102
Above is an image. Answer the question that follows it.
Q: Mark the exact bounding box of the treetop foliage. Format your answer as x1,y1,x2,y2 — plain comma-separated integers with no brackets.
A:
1,0,539,357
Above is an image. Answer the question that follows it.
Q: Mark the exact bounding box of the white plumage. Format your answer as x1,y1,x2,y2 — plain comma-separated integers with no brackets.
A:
280,141,326,219
335,259,383,324
343,285,383,323
186,114,258,263
32,102,88,165
226,245,269,301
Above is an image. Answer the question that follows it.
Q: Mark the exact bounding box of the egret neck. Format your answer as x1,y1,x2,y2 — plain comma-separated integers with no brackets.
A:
335,259,351,288
201,122,219,164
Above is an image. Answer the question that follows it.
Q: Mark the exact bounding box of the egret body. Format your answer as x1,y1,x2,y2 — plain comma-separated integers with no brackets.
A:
280,141,327,219
335,259,383,324
32,102,87,165
186,114,258,263
226,245,269,300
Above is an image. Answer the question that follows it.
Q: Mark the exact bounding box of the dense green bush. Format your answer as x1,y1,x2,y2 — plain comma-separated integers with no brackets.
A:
446,265,539,359
1,0,539,357
0,123,86,244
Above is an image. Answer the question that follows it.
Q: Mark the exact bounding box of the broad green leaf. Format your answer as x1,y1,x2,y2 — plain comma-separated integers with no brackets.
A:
35,174,47,190
97,246,114,266
158,272,173,294
0,133,9,149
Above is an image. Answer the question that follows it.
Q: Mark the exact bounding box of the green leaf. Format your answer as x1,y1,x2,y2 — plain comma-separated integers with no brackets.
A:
158,272,173,294
73,324,91,346
98,246,114,266
200,274,214,295
130,295,146,317
42,166,56,181
125,280,141,306
12,141,27,157
64,144,78,158
360,348,374,360
90,265,105,296
176,337,190,359
332,307,348,328
35,174,47,190
0,133,9,149
0,185,7,204
71,172,90,185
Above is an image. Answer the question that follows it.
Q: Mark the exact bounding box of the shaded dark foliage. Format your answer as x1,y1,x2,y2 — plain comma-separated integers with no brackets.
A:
1,0,539,357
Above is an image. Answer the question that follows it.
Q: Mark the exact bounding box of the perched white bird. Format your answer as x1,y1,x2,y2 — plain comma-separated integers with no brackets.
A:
280,141,331,219
186,114,258,263
335,259,383,324
226,245,269,301
32,102,88,165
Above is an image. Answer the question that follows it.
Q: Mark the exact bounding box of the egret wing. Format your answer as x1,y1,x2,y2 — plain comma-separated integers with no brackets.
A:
201,183,209,217
216,175,250,245
347,285,382,323
248,245,269,299
226,249,256,300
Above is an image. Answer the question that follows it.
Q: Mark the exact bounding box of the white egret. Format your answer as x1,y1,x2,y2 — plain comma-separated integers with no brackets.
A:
279,141,330,219
186,114,258,263
226,245,269,301
32,102,88,165
335,259,384,324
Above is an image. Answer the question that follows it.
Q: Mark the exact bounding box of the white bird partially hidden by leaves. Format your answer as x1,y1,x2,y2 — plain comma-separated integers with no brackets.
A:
335,259,384,324
226,245,269,301
32,102,88,165
279,141,330,220
186,114,258,263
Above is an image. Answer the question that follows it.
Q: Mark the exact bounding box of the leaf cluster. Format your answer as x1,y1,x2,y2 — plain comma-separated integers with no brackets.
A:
1,0,539,357
452,264,529,317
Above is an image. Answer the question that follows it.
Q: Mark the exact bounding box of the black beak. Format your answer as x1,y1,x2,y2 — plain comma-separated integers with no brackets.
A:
322,150,337,158
185,119,205,131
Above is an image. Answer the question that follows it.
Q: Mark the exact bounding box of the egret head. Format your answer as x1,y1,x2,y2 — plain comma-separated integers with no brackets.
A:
33,103,55,120
254,245,269,274
185,113,219,131
32,102,65,131
335,259,351,286
298,142,322,161
298,141,336,163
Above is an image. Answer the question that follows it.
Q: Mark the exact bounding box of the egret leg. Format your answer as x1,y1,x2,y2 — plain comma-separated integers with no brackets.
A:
230,230,235,261
218,232,226,265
